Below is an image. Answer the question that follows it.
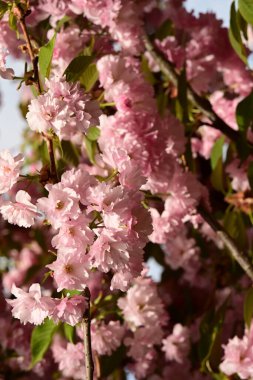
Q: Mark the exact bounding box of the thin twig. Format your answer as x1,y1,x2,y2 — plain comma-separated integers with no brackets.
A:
14,6,42,94
198,205,253,282
46,138,59,182
15,4,58,183
83,287,94,380
143,34,244,143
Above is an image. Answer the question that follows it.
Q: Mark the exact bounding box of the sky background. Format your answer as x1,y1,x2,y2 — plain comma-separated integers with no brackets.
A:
0,0,231,151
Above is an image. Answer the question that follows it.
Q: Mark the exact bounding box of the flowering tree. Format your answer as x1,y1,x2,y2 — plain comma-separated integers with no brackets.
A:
1,0,253,379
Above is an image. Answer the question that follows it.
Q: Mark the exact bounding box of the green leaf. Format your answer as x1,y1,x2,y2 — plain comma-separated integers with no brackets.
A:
84,136,97,164
31,319,57,367
236,91,253,133
0,1,9,20
228,2,247,63
155,19,173,40
211,159,224,193
141,56,156,85
64,56,93,83
157,90,168,116
8,12,17,31
79,63,99,91
199,300,228,372
248,161,253,189
55,15,71,32
83,35,95,56
239,0,253,25
61,140,80,167
212,373,230,380
63,323,75,343
244,288,253,328
223,209,247,250
176,66,189,123
39,34,57,79
86,126,100,141
211,136,225,170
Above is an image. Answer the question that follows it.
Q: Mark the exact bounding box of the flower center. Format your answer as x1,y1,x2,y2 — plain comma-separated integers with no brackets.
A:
64,264,73,274
3,166,11,174
56,200,64,210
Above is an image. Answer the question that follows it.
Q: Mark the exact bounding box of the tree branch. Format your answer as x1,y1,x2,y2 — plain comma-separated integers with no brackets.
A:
143,34,243,143
83,287,94,380
198,205,253,282
14,4,58,183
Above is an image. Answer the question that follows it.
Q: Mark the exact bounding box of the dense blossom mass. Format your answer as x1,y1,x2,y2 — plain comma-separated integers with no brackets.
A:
0,0,253,379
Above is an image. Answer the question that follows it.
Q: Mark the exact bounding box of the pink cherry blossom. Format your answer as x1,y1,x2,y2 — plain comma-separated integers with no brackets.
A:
53,341,86,380
60,166,97,206
51,214,94,252
47,249,89,291
191,125,222,160
226,158,251,192
69,0,121,28
88,320,125,355
26,78,100,140
118,277,168,330
0,48,14,79
220,324,253,379
51,295,87,326
162,324,190,363
6,284,54,325
48,26,89,74
0,190,39,228
163,229,200,281
37,183,80,229
0,150,23,194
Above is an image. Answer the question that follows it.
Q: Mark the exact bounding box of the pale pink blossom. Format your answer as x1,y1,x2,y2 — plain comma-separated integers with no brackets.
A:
89,229,143,275
210,91,240,131
37,183,80,229
26,78,100,140
118,277,167,330
220,324,253,379
51,296,87,326
48,26,88,74
110,270,135,292
163,229,200,280
191,125,222,160
60,166,97,206
53,341,86,380
6,284,54,325
226,158,251,192
110,1,144,55
97,55,155,113
0,48,14,79
162,324,190,363
31,0,70,26
90,320,125,355
3,245,40,291
124,327,160,379
47,249,89,291
52,214,94,251
0,150,23,194
69,0,121,28
125,326,163,360
0,190,39,228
